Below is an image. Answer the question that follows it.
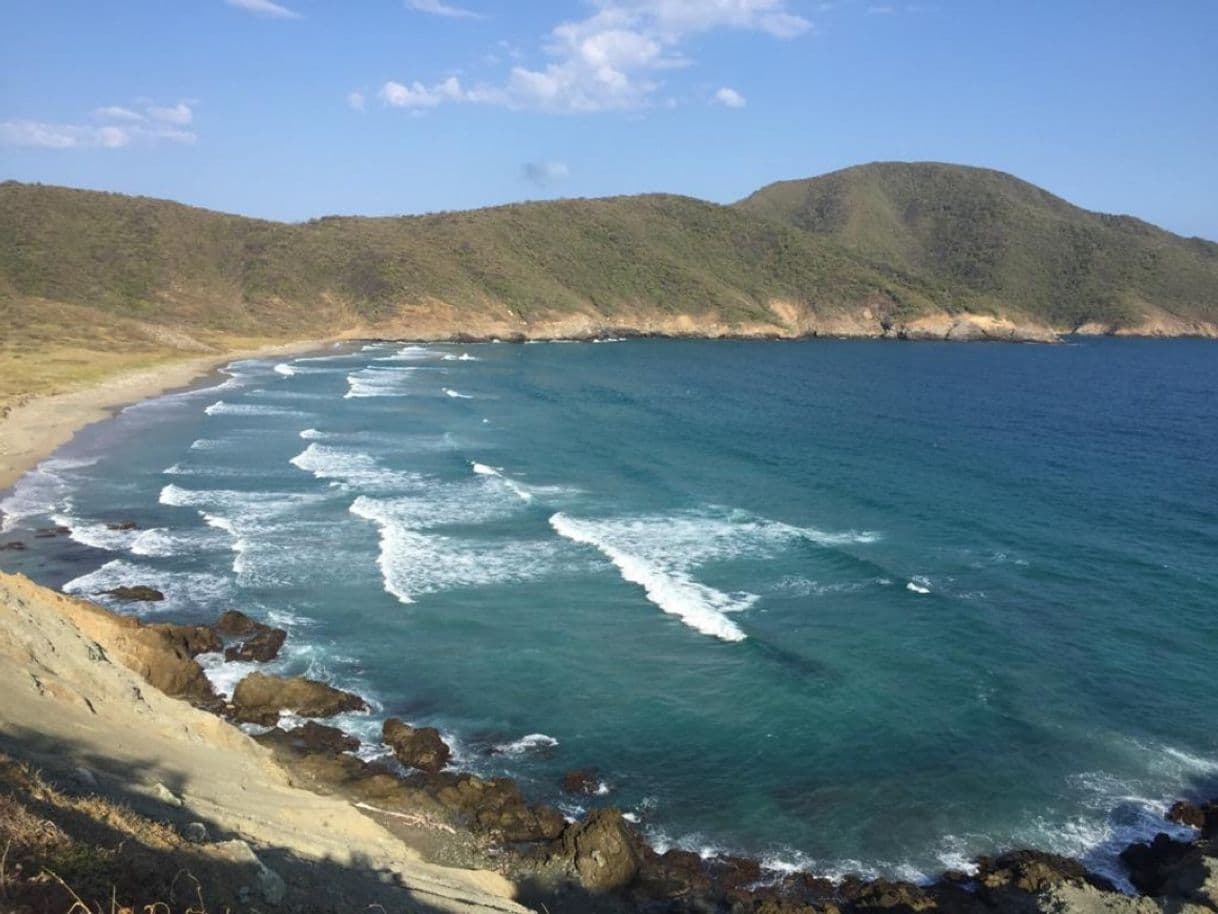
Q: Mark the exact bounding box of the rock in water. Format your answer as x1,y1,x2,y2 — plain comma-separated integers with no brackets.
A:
562,768,601,795
383,718,451,773
214,609,288,662
230,672,368,725
103,585,165,602
558,808,644,891
288,721,360,755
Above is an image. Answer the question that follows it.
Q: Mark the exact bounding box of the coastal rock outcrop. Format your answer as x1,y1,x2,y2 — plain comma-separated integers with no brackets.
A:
1120,832,1218,908
1168,800,1218,838
230,672,368,725
149,622,223,658
975,849,1113,895
214,609,287,662
429,772,566,842
561,768,601,795
557,808,645,891
286,721,361,755
383,718,451,773
103,585,165,602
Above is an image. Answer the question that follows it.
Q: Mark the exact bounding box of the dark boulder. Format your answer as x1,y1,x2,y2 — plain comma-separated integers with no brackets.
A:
557,808,645,891
212,609,288,662
225,627,286,663
288,721,361,755
1,541,26,551
106,520,138,531
562,768,601,795
1120,833,1198,896
1167,799,1218,838
230,672,368,725
103,585,165,602
1168,801,1207,830
383,718,451,773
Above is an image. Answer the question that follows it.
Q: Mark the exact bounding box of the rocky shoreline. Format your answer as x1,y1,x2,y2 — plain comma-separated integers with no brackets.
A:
24,571,1215,914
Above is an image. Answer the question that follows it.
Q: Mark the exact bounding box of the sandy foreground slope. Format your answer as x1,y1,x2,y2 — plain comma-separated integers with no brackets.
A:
0,571,531,913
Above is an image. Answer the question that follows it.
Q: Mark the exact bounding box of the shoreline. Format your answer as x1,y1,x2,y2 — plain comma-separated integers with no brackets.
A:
5,328,1217,496
0,337,336,492
0,340,1216,912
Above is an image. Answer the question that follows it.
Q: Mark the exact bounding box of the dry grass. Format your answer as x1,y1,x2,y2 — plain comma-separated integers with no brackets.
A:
0,755,220,914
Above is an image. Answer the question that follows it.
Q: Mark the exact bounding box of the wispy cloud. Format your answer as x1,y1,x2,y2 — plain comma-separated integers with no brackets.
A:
225,0,301,20
1,100,198,149
522,160,570,187
406,0,483,19
369,0,811,115
379,77,467,109
347,90,367,111
713,87,747,108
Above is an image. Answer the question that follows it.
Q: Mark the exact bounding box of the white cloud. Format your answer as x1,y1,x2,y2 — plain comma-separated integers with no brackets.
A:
713,86,746,108
522,160,571,187
347,90,367,111
378,0,810,114
147,102,193,125
406,0,483,19
225,0,300,19
2,99,198,149
93,105,144,122
379,77,468,109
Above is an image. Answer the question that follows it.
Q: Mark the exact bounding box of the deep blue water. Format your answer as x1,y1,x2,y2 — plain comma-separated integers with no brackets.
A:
3,338,1216,883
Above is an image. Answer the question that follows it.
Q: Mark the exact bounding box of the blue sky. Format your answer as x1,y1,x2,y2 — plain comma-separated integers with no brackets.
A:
2,1,1216,238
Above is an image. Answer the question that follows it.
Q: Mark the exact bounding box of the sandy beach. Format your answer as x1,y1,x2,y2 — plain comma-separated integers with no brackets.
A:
0,339,333,492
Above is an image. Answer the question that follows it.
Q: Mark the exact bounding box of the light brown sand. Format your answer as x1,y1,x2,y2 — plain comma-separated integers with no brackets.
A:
0,340,331,492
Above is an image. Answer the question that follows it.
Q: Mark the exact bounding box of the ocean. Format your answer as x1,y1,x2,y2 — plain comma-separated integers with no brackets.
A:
2,337,1216,884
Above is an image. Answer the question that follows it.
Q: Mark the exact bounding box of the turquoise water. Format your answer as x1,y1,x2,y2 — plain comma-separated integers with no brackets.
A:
3,338,1216,883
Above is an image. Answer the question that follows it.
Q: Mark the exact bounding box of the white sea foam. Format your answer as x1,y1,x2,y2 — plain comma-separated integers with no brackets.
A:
1,457,99,532
443,388,474,399
351,497,561,603
906,577,932,594
204,400,307,417
51,512,137,552
63,559,232,615
494,733,559,755
160,483,327,578
377,345,439,362
290,444,423,491
549,513,751,642
273,362,297,376
467,461,575,504
299,428,325,440
441,352,478,361
345,366,421,398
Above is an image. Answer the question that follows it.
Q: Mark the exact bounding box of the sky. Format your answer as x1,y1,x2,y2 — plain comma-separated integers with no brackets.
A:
2,1,1216,239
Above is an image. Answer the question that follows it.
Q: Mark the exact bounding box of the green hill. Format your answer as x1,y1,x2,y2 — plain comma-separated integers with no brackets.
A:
0,181,933,339
735,161,1218,330
2,164,1217,404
